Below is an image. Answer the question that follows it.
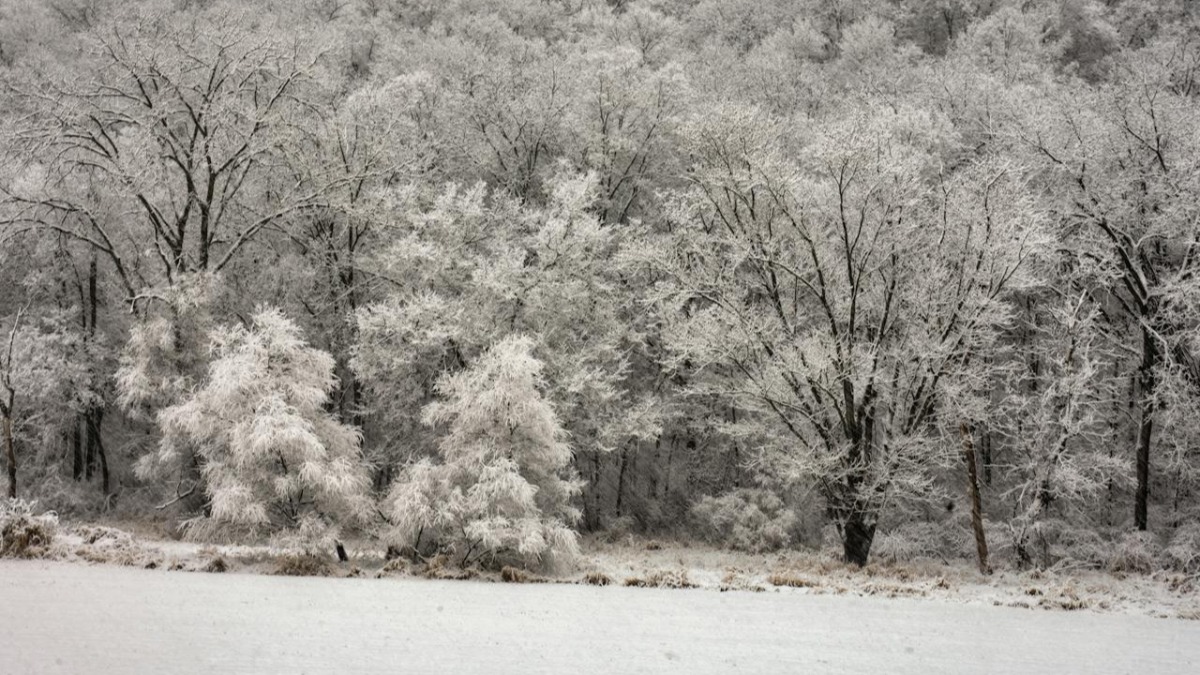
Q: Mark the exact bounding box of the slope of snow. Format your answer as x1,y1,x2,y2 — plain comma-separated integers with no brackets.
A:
2,559,1198,675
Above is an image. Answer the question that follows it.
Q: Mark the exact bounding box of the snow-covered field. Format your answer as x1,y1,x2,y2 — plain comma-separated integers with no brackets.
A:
2,559,1198,675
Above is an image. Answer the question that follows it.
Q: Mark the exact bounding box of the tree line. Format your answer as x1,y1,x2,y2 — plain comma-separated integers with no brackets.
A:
1,0,1198,571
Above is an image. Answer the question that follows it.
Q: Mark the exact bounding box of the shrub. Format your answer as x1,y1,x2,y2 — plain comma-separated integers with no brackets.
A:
1164,523,1200,574
872,518,972,564
0,499,58,559
1108,531,1163,574
690,488,797,553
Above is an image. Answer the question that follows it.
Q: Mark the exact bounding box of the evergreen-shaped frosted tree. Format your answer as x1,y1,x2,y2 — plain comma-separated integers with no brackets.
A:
386,335,582,569
152,307,372,553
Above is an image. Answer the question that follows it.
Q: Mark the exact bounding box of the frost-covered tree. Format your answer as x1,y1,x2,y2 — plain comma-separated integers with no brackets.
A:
384,335,582,570
1,305,95,499
644,102,1044,565
353,170,656,525
149,307,372,552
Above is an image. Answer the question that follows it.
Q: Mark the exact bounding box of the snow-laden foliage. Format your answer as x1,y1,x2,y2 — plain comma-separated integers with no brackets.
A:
2,0,1200,572
148,308,372,551
385,335,582,569
690,488,798,553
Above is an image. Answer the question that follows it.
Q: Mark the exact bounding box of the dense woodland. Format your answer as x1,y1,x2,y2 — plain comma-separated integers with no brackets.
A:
1,0,1199,573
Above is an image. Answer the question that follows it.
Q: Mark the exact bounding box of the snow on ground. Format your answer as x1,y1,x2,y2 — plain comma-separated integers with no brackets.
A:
33,523,1200,621
578,537,1200,619
2,558,1197,675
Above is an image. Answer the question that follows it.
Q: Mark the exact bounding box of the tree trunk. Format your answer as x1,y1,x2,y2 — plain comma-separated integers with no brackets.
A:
3,413,15,499
89,408,109,495
615,445,630,518
842,510,876,567
960,422,991,575
1135,327,1157,531
72,415,84,480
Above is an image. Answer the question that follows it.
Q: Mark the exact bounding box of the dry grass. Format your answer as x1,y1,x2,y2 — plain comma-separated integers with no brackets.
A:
623,570,695,589
719,569,765,593
1036,585,1090,611
203,556,229,573
1177,607,1200,621
861,581,927,598
582,571,612,586
1,514,56,559
273,554,331,577
1038,597,1090,611
768,572,820,589
500,566,530,583
374,557,410,578
415,555,477,581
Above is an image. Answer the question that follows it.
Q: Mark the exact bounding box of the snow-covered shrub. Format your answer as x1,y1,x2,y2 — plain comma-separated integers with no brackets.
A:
1108,531,1164,574
0,499,58,558
871,517,973,564
1040,520,1107,570
149,308,373,552
690,488,798,553
384,336,583,570
1165,523,1200,574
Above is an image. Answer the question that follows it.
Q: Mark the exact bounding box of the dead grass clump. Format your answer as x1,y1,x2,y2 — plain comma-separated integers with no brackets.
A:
720,569,765,593
74,525,133,546
204,556,229,573
582,571,612,586
862,582,927,598
414,556,477,581
768,572,819,589
1038,596,1089,611
1037,586,1089,611
623,570,695,589
421,566,477,581
70,524,159,567
501,566,530,583
0,501,58,559
375,557,410,578
1177,607,1200,621
1,518,55,558
273,554,330,577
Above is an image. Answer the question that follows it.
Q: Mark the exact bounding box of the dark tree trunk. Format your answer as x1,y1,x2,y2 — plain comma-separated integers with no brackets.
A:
84,411,94,480
71,415,84,480
842,511,876,567
960,423,991,575
3,413,15,499
1135,327,1157,531
615,445,630,518
981,429,992,486
88,408,108,495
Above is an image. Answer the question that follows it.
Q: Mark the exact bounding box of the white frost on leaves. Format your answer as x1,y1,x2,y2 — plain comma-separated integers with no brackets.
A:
153,307,371,551
385,335,582,569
